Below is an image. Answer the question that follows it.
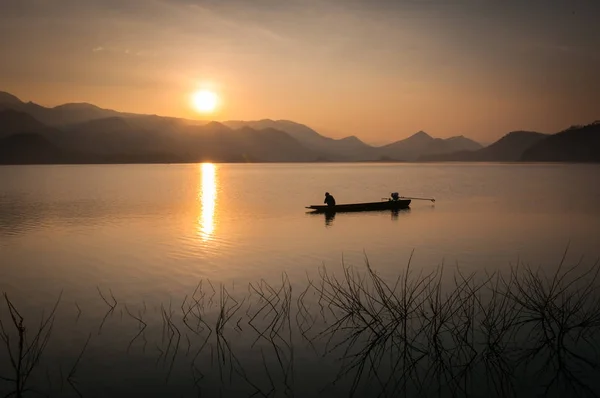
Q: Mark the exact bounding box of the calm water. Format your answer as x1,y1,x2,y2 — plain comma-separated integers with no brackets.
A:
1,163,600,397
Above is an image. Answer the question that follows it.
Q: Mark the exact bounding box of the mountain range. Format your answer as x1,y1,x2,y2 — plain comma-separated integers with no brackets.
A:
0,90,598,164
420,123,600,162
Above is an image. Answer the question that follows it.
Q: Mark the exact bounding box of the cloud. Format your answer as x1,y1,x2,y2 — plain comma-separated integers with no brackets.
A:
91,45,157,57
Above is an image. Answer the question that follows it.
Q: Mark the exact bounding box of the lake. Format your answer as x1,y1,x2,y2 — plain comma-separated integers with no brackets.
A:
1,163,600,397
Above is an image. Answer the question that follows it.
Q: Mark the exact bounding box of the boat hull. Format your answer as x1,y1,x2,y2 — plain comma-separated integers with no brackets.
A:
306,199,411,213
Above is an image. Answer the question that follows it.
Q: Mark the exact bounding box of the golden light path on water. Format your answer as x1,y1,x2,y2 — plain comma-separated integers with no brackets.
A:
198,163,217,241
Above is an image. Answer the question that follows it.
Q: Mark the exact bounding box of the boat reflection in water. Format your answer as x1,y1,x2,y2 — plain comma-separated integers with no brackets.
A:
310,208,411,227
197,163,217,241
325,211,336,227
391,208,410,220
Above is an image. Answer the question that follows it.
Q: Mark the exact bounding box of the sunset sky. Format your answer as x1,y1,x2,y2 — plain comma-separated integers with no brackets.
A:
1,0,598,144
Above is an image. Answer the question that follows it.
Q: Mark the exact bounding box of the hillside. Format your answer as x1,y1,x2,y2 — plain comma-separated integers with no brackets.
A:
0,109,57,138
3,90,595,164
376,131,482,161
0,91,23,105
0,91,137,126
223,119,375,160
0,109,320,163
521,122,600,162
0,133,65,164
1,90,487,162
420,131,547,161
223,121,483,161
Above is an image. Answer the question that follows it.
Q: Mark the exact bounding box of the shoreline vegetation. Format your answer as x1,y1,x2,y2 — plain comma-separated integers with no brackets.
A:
2,252,600,397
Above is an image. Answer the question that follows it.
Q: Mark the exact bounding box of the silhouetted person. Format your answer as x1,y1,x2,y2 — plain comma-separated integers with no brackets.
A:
324,192,336,207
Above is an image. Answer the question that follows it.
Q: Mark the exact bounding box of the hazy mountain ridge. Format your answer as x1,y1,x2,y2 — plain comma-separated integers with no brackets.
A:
419,123,599,162
0,109,57,139
0,109,319,163
0,133,65,164
1,91,597,164
375,131,483,161
419,131,549,161
520,122,600,162
0,92,23,105
0,93,127,126
223,119,375,160
0,92,484,163
222,121,482,161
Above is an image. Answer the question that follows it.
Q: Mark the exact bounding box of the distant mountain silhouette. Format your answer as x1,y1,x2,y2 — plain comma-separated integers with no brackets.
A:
54,103,105,111
0,133,64,164
420,131,548,161
0,108,319,164
0,109,57,138
55,117,170,156
1,91,487,163
223,119,375,160
2,90,596,164
0,91,23,105
377,131,482,161
444,136,484,150
521,122,600,162
222,121,481,161
0,91,134,126
227,126,318,162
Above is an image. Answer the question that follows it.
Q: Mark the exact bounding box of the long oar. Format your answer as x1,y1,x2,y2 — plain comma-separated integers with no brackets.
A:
382,195,436,202
400,196,435,202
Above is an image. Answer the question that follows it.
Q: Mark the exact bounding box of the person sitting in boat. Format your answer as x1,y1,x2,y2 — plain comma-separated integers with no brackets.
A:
390,192,400,201
324,192,336,207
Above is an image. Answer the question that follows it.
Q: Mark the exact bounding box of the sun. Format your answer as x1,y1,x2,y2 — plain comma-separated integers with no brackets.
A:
191,90,219,113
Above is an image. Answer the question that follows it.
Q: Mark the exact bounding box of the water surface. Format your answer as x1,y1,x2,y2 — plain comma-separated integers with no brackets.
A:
1,163,599,396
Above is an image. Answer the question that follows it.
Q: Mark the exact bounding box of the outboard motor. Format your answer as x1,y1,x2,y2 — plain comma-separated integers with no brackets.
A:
391,192,400,201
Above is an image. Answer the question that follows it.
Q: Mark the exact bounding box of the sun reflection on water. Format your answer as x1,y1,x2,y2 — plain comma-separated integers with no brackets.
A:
198,163,217,241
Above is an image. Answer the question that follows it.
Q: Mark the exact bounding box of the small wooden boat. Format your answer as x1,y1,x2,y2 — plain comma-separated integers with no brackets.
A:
306,199,411,213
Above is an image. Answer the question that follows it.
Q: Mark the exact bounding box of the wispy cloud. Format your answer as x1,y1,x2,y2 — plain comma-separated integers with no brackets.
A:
91,45,157,57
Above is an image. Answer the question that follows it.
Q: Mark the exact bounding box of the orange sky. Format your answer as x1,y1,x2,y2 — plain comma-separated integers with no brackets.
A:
1,0,598,144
